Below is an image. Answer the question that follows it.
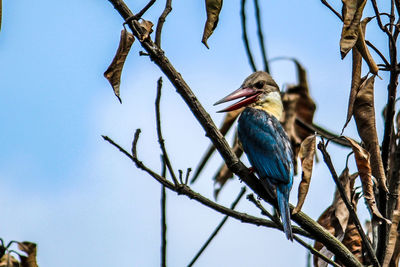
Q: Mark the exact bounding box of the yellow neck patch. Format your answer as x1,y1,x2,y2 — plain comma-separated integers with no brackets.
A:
253,91,283,120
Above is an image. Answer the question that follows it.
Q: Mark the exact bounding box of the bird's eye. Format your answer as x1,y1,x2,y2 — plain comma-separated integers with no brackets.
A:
254,81,264,89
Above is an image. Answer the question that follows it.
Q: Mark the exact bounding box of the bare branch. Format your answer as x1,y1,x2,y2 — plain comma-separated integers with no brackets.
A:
240,0,257,72
318,140,380,267
124,0,156,24
160,157,167,267
187,187,247,267
253,0,269,73
155,0,172,47
366,40,390,67
102,134,310,237
320,0,343,21
155,77,179,185
247,194,340,267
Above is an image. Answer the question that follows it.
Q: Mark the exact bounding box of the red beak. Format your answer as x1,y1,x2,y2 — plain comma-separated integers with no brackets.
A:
214,87,260,112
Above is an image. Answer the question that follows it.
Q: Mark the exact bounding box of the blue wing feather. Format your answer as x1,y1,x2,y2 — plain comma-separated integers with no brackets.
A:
238,107,293,185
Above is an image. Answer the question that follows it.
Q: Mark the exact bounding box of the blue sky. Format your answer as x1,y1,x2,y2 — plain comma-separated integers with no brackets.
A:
0,0,393,266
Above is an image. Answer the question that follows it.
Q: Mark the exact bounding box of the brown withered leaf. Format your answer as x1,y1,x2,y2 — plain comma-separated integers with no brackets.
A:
342,45,364,132
282,92,301,149
390,233,400,267
313,168,353,266
314,205,344,267
340,0,367,59
396,110,400,133
18,242,38,267
353,75,388,193
0,254,19,267
137,19,154,42
383,210,400,266
214,135,243,198
344,137,390,224
104,29,135,103
283,59,316,141
293,135,316,214
355,17,379,75
333,167,352,233
202,0,223,49
341,193,363,265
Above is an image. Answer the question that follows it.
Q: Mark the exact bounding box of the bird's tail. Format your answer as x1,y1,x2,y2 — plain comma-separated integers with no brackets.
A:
277,184,293,241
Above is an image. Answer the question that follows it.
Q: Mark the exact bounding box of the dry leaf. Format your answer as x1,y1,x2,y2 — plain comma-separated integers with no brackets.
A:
18,242,38,267
341,214,363,264
313,168,353,266
137,19,154,42
353,75,388,192
0,254,19,267
383,210,400,266
389,233,400,267
340,0,367,59
202,0,223,49
314,206,342,266
293,135,316,214
355,17,379,75
343,45,364,132
333,167,352,233
344,137,390,224
104,29,135,103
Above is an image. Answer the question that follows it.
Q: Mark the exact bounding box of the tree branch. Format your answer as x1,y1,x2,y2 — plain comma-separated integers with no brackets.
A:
155,77,179,185
240,0,257,72
160,157,167,267
155,0,172,47
253,0,269,73
318,140,380,267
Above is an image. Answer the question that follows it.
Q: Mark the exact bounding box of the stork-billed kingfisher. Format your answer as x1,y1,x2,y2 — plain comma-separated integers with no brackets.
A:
215,71,294,240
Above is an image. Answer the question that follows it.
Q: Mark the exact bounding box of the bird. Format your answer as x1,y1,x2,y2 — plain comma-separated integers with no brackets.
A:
214,71,294,240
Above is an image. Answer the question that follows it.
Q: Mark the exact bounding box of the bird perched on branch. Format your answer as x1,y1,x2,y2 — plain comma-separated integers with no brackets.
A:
214,71,294,240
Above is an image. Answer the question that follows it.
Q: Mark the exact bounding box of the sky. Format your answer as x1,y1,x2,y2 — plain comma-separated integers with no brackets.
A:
0,0,394,266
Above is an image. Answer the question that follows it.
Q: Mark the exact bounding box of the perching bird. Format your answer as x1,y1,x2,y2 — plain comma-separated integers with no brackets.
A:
214,71,294,240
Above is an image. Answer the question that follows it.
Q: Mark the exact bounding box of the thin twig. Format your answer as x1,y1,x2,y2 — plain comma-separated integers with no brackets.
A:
321,0,343,21
240,0,257,72
318,140,380,267
155,0,172,47
366,40,390,67
187,187,247,267
253,0,269,73
103,134,310,237
155,77,179,185
160,157,167,267
107,1,363,265
247,194,340,267
124,0,156,24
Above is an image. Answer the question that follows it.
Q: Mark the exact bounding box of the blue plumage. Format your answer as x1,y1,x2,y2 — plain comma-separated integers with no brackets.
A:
238,107,294,240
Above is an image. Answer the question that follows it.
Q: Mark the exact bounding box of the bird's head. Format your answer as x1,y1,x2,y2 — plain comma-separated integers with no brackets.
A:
214,71,283,119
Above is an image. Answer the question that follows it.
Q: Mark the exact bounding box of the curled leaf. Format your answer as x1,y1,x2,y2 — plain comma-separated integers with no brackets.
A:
353,75,388,192
202,0,223,48
137,19,154,42
383,210,400,266
340,0,367,58
344,137,390,224
293,135,316,214
355,17,379,75
18,242,38,267
0,254,19,267
104,29,135,103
